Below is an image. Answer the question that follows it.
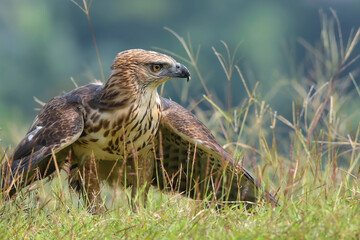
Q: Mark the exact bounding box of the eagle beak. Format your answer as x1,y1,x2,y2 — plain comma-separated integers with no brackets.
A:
170,63,191,82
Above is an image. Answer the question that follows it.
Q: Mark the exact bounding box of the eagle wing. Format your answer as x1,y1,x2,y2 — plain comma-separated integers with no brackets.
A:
154,97,278,206
4,96,84,191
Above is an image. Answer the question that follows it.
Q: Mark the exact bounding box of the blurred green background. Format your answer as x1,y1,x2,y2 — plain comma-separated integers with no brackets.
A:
0,0,359,147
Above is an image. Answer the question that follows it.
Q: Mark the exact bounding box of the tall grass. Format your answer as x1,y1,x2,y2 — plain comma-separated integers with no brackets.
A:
160,9,360,206
0,7,360,239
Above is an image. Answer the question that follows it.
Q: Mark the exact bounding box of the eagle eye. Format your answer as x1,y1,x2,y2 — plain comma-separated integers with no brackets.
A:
151,64,163,72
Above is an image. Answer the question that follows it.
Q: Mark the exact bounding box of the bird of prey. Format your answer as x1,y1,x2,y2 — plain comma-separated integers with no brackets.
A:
2,49,278,213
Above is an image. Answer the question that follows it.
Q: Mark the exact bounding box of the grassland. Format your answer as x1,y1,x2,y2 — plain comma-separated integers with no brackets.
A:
1,9,360,239
0,181,358,239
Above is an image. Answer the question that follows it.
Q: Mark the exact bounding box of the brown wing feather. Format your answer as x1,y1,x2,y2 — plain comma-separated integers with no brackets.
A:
154,97,278,206
4,96,84,191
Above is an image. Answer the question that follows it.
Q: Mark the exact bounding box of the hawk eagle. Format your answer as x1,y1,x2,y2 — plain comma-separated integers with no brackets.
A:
2,49,278,212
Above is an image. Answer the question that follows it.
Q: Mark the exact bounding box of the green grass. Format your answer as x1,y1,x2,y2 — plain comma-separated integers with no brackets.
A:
1,9,360,239
0,181,359,239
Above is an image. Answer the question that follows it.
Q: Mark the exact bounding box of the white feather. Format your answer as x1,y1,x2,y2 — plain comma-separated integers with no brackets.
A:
27,126,43,141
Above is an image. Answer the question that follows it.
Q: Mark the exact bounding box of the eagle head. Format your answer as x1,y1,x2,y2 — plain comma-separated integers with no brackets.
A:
110,49,190,89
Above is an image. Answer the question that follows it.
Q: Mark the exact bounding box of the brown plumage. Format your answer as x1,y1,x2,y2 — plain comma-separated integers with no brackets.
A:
2,49,277,213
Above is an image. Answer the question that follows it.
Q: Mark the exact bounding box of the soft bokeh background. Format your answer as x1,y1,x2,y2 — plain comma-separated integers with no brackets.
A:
0,0,359,147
